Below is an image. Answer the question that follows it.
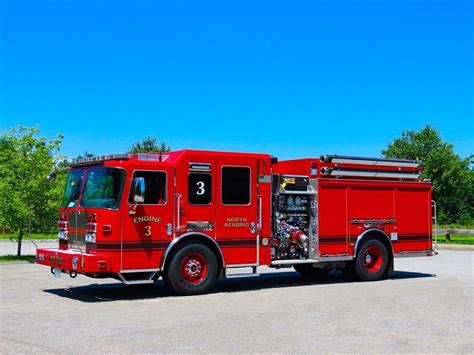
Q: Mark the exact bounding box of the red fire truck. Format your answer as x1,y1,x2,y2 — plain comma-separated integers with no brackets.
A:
37,150,437,295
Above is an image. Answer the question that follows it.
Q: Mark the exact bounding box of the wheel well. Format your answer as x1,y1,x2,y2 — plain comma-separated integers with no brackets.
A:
161,234,224,277
354,229,393,257
354,229,394,275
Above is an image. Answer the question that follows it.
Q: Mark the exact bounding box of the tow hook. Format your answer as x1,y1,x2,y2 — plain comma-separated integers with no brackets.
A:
69,271,78,278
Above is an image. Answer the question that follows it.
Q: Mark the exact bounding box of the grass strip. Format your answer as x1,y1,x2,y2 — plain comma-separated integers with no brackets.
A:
0,233,56,240
0,255,36,263
434,234,474,245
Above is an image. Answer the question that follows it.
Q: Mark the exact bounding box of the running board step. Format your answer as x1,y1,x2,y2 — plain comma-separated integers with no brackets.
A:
271,256,353,265
226,273,260,279
117,272,157,285
122,279,154,285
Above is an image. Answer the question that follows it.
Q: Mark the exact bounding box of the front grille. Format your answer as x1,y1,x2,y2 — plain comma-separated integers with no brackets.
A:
68,211,88,251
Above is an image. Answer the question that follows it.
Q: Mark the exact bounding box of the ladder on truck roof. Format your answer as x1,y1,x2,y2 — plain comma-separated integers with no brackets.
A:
318,154,422,181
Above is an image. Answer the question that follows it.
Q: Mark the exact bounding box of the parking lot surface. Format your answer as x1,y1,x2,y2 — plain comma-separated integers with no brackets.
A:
1,250,473,353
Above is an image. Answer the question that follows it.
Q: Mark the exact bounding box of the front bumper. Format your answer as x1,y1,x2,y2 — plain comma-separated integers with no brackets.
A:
36,248,112,274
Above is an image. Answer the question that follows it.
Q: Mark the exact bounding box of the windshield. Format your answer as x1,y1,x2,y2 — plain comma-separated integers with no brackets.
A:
81,167,125,209
61,167,125,209
61,169,85,207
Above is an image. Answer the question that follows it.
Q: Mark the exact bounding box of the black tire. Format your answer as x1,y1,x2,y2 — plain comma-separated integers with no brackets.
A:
165,242,217,295
293,264,331,278
354,238,389,281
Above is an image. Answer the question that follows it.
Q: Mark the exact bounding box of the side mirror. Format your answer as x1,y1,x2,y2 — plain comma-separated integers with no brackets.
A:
46,172,57,181
132,177,145,203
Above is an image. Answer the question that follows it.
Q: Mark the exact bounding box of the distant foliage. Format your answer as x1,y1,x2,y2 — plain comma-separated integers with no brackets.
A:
127,136,170,154
0,126,64,256
383,125,473,225
75,151,95,161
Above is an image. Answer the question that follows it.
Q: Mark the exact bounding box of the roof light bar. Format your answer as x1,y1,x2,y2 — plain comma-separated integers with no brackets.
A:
73,154,129,165
135,153,169,162
320,154,421,168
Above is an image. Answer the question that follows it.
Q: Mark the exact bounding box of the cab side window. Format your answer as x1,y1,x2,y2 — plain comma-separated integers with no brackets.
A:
129,171,166,204
222,167,250,205
189,173,212,205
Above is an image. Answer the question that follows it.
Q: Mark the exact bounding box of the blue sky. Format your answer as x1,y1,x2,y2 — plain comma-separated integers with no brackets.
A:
1,0,472,160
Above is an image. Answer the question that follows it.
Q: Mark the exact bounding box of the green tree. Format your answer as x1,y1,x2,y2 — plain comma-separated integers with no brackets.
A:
0,126,64,256
127,136,170,154
382,125,473,225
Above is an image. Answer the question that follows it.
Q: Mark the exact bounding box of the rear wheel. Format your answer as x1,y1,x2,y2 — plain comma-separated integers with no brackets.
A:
293,264,331,278
165,242,217,295
353,239,389,281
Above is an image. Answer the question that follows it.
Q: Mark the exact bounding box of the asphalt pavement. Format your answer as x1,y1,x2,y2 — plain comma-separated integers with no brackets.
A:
0,250,473,353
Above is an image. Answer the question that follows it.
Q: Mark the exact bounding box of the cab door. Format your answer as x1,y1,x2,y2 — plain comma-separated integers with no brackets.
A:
177,159,216,239
121,168,174,271
216,157,259,265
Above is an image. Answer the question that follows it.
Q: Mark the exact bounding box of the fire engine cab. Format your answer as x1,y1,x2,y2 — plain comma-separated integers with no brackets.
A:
37,150,436,295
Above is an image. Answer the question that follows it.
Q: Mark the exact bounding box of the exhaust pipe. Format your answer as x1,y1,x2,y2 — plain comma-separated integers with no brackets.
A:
69,271,77,278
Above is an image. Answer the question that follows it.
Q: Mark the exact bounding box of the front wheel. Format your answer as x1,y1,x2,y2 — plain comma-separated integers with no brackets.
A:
354,239,389,281
164,242,217,295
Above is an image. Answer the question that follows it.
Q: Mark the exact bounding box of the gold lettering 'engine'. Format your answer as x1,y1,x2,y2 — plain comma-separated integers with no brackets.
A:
133,216,162,224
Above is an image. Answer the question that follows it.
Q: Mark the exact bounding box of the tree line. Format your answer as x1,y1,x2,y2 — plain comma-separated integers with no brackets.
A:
0,125,472,256
0,127,170,255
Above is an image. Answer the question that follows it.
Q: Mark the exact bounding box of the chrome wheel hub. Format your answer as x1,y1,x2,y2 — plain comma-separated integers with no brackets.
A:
185,259,201,276
365,254,372,265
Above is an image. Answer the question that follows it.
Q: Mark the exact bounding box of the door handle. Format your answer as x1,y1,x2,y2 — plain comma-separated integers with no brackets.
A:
174,193,181,232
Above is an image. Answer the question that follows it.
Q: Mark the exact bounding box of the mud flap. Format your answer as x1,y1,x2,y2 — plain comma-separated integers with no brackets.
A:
387,256,394,277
